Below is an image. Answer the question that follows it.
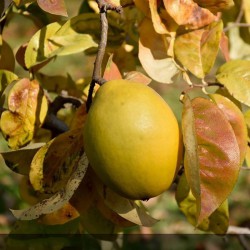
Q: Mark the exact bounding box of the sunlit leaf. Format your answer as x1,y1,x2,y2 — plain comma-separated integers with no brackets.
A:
243,0,250,24
138,17,179,83
228,27,250,60
37,0,68,17
182,95,240,225
0,70,18,97
149,0,169,34
210,94,248,164
0,36,15,72
29,129,83,193
25,22,62,68
176,173,229,234
174,21,223,78
48,33,98,56
193,0,234,13
1,143,45,175
11,153,88,220
216,60,250,106
0,78,48,149
57,13,124,49
163,0,216,30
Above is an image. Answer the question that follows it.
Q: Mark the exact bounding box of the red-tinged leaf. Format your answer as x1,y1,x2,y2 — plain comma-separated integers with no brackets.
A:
176,173,229,234
124,71,152,85
149,0,169,34
163,0,216,30
193,0,234,14
174,21,223,78
103,55,122,81
0,79,48,149
182,95,240,225
210,94,248,165
37,0,68,17
138,17,179,83
220,32,230,62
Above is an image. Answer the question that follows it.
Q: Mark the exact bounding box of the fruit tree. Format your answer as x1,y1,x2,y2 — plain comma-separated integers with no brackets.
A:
0,0,250,248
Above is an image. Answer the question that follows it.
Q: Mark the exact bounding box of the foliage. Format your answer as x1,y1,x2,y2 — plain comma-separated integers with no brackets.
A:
0,0,250,248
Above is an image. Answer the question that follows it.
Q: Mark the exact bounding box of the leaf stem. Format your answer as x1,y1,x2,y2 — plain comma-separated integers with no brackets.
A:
86,1,122,112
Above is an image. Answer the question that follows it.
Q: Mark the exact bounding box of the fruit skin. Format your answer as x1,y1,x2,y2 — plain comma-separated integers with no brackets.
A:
83,79,180,200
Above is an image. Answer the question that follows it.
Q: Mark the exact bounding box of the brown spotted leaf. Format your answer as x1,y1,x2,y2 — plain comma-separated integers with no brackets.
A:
37,0,68,17
174,21,223,78
163,0,216,30
29,128,84,194
0,78,48,149
210,94,248,165
11,153,88,220
182,95,240,225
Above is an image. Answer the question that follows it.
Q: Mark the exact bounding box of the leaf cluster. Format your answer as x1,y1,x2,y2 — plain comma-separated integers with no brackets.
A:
0,0,250,244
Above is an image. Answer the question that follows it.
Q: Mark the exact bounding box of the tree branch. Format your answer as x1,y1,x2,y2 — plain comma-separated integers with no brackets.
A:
86,0,122,111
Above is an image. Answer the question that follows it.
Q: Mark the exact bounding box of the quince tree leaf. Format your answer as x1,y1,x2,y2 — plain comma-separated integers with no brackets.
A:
176,173,229,234
216,60,250,106
11,153,88,220
139,17,179,84
174,21,223,78
1,143,45,175
163,0,216,30
193,0,234,14
0,36,15,72
37,0,68,17
29,129,84,194
0,78,48,149
210,94,248,164
0,70,18,97
182,95,240,225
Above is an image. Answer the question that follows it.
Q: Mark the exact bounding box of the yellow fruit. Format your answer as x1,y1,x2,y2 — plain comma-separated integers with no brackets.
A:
83,79,180,200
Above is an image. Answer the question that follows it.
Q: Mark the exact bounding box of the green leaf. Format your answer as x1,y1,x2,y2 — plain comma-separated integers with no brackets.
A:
25,15,99,68
216,60,250,106
182,95,240,225
176,173,229,234
228,26,250,60
29,129,84,193
37,0,68,17
0,78,48,149
1,143,45,175
57,13,124,49
174,21,223,78
138,17,179,83
210,94,248,165
25,22,62,68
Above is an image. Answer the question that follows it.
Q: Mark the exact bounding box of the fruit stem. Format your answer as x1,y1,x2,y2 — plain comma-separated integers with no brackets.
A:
86,1,123,112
